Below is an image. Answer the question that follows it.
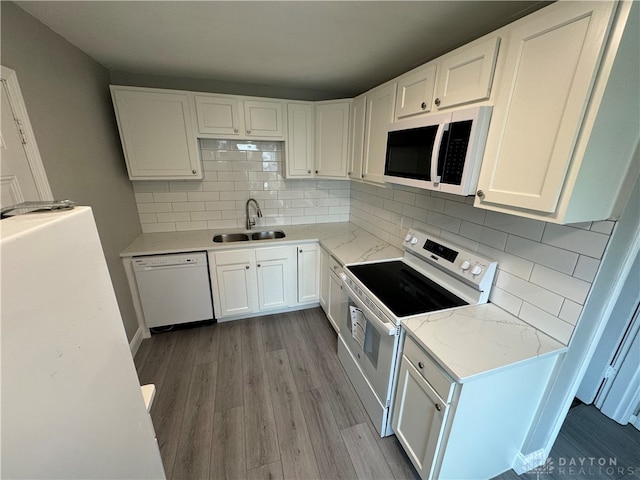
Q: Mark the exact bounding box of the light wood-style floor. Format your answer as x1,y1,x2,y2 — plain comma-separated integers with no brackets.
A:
134,307,420,480
135,308,640,480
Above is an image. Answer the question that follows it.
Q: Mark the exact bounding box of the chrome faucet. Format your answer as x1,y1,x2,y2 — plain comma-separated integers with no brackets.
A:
245,198,263,230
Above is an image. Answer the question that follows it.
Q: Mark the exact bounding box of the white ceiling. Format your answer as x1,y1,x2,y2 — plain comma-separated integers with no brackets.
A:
16,1,551,98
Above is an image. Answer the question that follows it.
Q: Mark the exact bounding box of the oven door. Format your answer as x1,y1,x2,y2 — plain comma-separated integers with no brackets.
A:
340,283,398,408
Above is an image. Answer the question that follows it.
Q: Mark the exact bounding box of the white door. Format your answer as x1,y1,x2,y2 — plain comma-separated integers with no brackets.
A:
286,102,314,177
395,64,436,119
315,101,350,178
297,244,320,304
194,94,242,136
215,262,257,318
362,83,397,184
0,66,52,209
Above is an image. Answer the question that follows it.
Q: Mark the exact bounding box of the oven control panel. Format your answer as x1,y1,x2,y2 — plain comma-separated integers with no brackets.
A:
403,230,497,289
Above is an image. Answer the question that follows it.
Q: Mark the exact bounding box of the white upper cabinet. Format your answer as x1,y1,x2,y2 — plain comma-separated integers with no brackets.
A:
362,83,397,185
395,64,437,120
348,94,367,180
475,1,636,223
433,36,500,110
193,94,286,140
315,100,350,177
286,102,315,177
243,100,285,138
110,86,202,180
194,94,242,136
285,100,350,179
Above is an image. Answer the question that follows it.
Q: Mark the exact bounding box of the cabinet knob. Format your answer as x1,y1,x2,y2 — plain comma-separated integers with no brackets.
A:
421,102,427,110
234,128,239,133
299,249,303,253
192,169,197,174
418,361,424,369
245,265,250,269
307,170,311,174
435,403,443,412
476,190,485,199
257,264,261,268
315,170,319,174
434,98,441,107
246,129,251,134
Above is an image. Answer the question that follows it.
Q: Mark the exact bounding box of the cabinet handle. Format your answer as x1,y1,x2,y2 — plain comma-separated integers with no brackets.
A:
476,190,485,199
192,169,197,174
246,129,251,134
307,170,311,174
315,170,319,174
435,403,443,412
234,128,239,133
434,98,441,107
421,102,427,110
299,249,303,253
245,265,250,269
257,264,261,268
418,361,424,369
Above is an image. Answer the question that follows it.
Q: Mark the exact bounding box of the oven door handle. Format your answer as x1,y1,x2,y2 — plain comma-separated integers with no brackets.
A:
341,276,397,336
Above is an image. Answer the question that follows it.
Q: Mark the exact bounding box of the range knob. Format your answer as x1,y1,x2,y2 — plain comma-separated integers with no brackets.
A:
461,260,471,271
410,237,419,245
471,265,483,276
404,233,413,242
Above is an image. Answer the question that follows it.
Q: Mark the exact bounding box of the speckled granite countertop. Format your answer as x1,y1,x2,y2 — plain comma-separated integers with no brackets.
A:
403,303,567,383
120,222,403,266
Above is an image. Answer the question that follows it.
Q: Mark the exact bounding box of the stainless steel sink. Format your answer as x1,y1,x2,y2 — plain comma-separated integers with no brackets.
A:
251,230,286,240
213,233,250,243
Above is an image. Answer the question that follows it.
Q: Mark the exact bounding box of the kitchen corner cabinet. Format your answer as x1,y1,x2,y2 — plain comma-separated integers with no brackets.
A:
286,100,350,179
392,332,559,480
315,101,350,177
297,244,321,304
110,86,202,180
362,83,397,184
209,246,295,321
475,1,637,224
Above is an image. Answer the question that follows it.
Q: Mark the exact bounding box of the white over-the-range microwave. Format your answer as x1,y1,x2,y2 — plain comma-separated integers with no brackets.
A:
383,106,492,196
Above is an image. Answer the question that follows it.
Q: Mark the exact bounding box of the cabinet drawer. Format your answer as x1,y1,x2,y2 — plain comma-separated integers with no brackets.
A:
403,335,455,403
328,255,342,276
214,249,252,266
255,246,292,262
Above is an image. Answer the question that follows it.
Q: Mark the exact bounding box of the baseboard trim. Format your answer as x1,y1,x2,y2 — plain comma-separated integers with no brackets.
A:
513,449,547,474
129,327,144,357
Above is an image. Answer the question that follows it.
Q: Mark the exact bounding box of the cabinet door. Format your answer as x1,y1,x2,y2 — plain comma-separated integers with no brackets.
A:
319,247,329,312
392,356,448,480
395,64,437,119
286,103,314,177
244,100,285,138
327,270,345,334
297,244,320,304
255,246,294,311
212,250,257,319
433,36,500,110
476,2,615,213
110,87,201,180
315,101,350,178
348,95,366,180
362,83,397,184
194,95,242,136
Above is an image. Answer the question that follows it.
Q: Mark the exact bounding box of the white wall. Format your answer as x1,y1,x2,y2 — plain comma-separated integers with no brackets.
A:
133,139,351,232
350,181,614,345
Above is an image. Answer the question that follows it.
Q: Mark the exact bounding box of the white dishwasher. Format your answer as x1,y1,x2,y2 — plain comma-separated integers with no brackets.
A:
133,252,214,329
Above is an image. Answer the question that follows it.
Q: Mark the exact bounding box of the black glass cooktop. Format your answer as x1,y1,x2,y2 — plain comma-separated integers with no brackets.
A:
347,260,467,317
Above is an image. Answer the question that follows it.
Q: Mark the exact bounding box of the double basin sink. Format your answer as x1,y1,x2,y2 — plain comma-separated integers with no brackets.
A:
213,230,286,243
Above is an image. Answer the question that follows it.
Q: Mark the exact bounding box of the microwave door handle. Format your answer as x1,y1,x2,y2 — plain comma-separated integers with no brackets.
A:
431,123,447,186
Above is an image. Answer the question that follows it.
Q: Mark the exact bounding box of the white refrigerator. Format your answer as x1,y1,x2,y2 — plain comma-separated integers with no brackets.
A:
1,207,165,479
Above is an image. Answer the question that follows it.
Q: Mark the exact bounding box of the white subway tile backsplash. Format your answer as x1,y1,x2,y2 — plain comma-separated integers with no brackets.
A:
135,193,154,203
484,210,546,241
157,212,191,223
530,264,590,305
137,202,173,213
349,181,615,345
542,223,609,259
176,221,208,231
172,202,205,212
505,235,578,275
153,192,188,203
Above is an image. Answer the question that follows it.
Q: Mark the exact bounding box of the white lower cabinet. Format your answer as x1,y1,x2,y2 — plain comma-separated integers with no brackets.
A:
296,244,320,304
319,246,345,333
209,246,295,321
392,332,560,479
319,247,330,311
